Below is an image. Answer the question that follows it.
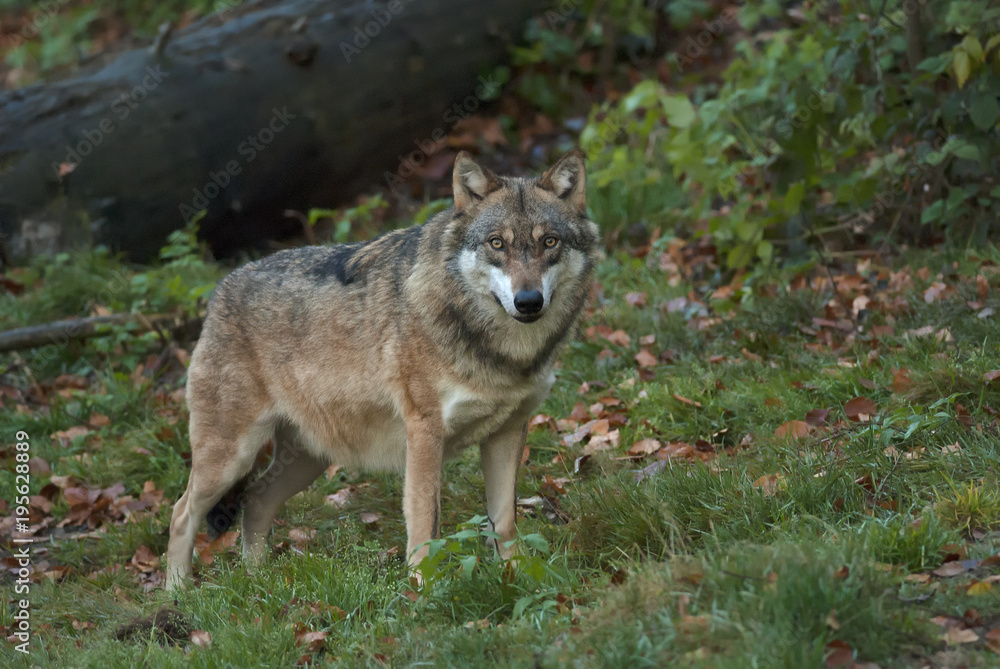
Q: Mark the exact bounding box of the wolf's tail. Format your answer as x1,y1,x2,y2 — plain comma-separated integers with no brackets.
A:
206,473,252,537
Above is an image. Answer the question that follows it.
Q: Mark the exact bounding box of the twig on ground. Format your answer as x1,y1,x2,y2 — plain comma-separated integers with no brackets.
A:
0,313,195,353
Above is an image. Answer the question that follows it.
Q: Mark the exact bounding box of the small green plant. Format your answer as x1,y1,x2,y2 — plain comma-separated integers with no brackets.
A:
414,515,572,622
125,216,218,317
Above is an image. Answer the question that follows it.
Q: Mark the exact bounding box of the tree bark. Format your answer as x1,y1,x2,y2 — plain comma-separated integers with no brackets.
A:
0,0,543,264
905,2,924,72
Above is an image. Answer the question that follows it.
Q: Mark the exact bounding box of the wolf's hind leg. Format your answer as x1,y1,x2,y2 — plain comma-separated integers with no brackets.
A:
242,426,328,565
166,414,275,590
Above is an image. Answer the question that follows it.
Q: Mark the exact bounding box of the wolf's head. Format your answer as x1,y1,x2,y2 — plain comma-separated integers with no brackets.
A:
446,150,600,325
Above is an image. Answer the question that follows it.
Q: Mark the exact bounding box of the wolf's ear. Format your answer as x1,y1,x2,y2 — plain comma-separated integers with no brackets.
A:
453,152,501,211
538,150,586,215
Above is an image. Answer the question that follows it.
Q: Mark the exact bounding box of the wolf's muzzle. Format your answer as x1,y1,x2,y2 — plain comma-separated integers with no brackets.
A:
514,290,544,315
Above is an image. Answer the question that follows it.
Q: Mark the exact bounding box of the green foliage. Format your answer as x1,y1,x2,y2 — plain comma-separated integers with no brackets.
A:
415,515,572,623
307,194,387,243
3,0,237,84
583,0,1000,269
509,0,662,116
0,219,221,377
141,216,219,316
0,220,216,329
413,198,452,224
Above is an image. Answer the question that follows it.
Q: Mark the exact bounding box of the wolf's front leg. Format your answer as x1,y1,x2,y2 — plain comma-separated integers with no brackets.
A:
480,421,528,558
402,415,444,574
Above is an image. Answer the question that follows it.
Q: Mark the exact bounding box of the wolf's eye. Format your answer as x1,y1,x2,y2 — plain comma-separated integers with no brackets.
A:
489,237,504,249
544,236,559,248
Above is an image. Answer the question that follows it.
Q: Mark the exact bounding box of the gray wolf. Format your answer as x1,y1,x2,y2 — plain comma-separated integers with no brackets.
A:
166,150,600,589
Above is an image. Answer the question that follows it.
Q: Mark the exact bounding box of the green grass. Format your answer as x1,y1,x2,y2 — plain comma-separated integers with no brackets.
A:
3,245,1000,667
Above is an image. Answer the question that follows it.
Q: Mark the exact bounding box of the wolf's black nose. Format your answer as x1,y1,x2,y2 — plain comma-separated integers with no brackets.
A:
514,290,544,314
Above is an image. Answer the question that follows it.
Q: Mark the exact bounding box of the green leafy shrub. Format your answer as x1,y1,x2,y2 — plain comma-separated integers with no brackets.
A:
583,0,1000,268
414,515,575,624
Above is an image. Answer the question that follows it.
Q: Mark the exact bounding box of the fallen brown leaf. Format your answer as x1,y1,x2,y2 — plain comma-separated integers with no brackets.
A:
774,420,811,439
190,629,212,648
51,426,91,447
844,396,876,422
625,292,647,308
804,408,830,426
628,438,661,456
753,473,783,497
634,349,657,368
824,639,854,668
892,368,913,394
941,442,962,455
130,545,160,573
606,329,631,347
942,627,979,645
295,628,328,651
932,560,976,578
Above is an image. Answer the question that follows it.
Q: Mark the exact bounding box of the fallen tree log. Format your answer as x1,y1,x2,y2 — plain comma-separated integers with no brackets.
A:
0,0,543,264
0,312,193,352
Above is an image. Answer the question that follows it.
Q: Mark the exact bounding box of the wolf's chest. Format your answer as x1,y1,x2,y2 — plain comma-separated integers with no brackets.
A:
439,382,526,448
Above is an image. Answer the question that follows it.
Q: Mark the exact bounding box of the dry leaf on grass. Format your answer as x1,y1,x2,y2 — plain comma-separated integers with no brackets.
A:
130,545,160,573
753,474,784,497
942,627,979,644
941,442,962,455
606,329,631,347
625,292,647,308
190,629,212,648
892,368,913,394
932,560,977,578
774,420,811,439
195,531,239,565
844,396,876,422
967,580,994,596
823,639,854,668
804,408,830,426
628,438,661,456
51,426,91,447
295,628,328,651
634,349,657,368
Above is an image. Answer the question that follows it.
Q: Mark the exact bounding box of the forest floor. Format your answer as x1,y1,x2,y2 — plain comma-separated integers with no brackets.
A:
2,241,1000,667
